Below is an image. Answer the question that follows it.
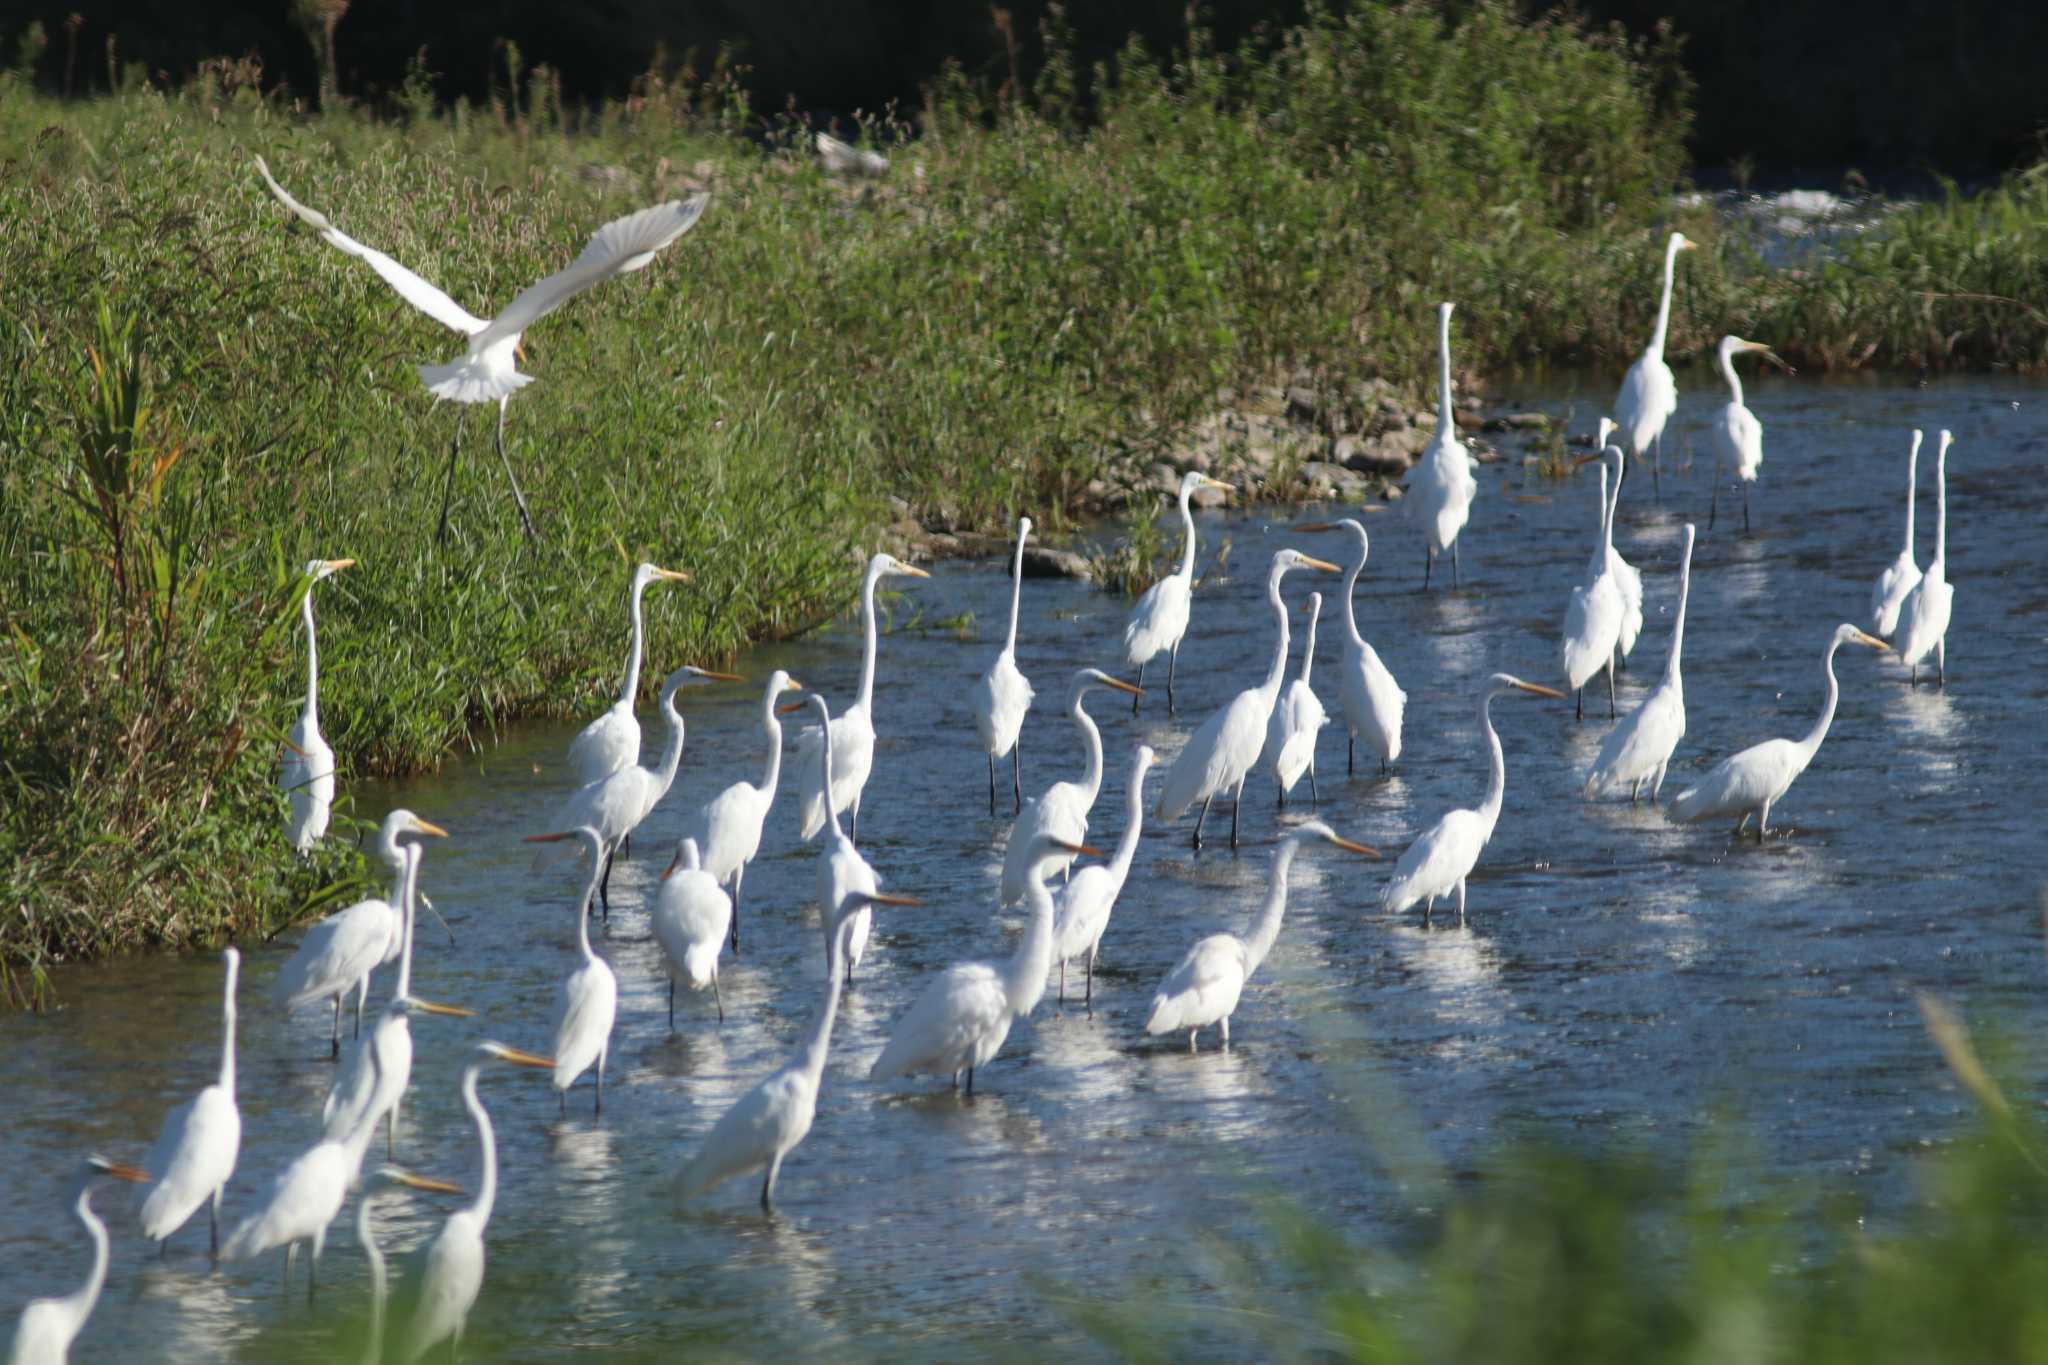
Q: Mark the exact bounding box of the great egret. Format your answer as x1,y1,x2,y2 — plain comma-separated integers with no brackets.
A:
970,516,1038,814
1896,430,1955,686
794,553,931,844
1592,421,1645,665
1296,519,1405,774
255,158,711,542
137,949,241,1254
1670,623,1890,837
1587,524,1696,802
871,833,1094,1095
815,131,890,177
353,1166,464,1365
1870,429,1924,638
801,694,893,980
1122,471,1234,712
6,1157,149,1365
1261,591,1329,804
391,1043,555,1364
1155,550,1343,849
998,668,1143,906
1051,744,1158,1008
273,809,448,1056
566,563,692,786
1144,822,1378,1051
652,839,732,1024
683,670,803,953
677,887,918,1211
1411,301,1477,590
1707,336,1787,531
1612,231,1697,497
523,827,617,1112
1561,462,1624,720
281,558,354,853
1381,674,1564,924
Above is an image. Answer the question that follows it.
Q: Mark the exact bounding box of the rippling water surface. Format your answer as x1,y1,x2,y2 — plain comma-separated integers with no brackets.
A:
4,375,2045,1358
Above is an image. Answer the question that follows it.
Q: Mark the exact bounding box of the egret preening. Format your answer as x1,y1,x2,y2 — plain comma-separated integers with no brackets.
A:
684,670,803,954
1122,471,1233,712
1670,623,1890,838
1592,422,1645,666
1587,524,1696,802
970,516,1038,814
1052,745,1157,1009
391,1043,555,1364
871,834,1094,1096
652,839,732,1024
281,558,353,854
566,562,692,786
794,553,931,844
801,694,894,980
523,827,618,1112
137,949,241,1255
998,668,1144,906
353,1167,464,1365
1144,822,1378,1051
1896,430,1955,686
1612,231,1697,497
255,158,711,542
1261,591,1329,804
1382,675,1564,924
1561,462,1625,720
273,809,448,1056
1707,336,1788,532
1411,301,1477,589
677,888,918,1212
1154,549,1343,849
1870,429,1924,638
1296,519,1405,774
6,1157,149,1365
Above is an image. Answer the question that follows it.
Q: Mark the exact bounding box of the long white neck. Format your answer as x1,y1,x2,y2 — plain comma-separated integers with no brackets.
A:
1932,436,1948,568
1339,530,1366,648
856,563,884,713
461,1061,498,1229
1649,235,1682,356
1258,566,1293,702
618,575,650,709
376,823,407,900
755,690,785,804
1435,305,1455,434
1598,465,1616,562
1242,840,1303,977
1004,525,1028,653
1104,763,1152,895
816,700,847,843
393,849,420,1001
355,1196,386,1365
1174,484,1199,583
574,840,604,964
797,914,853,1085
1664,537,1693,689
1718,344,1745,409
1901,433,1920,557
1299,599,1321,687
1003,874,1059,1017
650,686,687,798
218,957,239,1097
1607,448,1627,530
1797,635,1847,760
300,587,320,725
1071,686,1107,809
1476,690,1508,833
61,1186,110,1332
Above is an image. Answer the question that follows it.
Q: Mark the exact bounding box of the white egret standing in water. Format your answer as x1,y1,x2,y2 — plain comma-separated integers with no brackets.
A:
1591,422,1645,665
523,827,617,1112
684,670,803,953
1296,519,1405,774
971,516,1038,814
1052,744,1158,1008
353,1166,464,1365
281,558,353,853
1707,336,1787,531
6,1157,149,1365
999,668,1143,905
651,839,733,1024
1122,471,1234,712
1870,429,1924,638
1895,430,1955,686
1612,231,1696,497
565,563,692,786
1560,463,1624,720
1587,524,1696,803
138,949,241,1254
1411,301,1477,589
1261,591,1329,804
801,694,899,980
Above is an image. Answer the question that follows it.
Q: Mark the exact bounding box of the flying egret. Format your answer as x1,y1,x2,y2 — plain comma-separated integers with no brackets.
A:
353,1166,464,1365
1590,421,1646,665
794,553,931,844
1870,429,1924,638
815,131,889,177
255,158,711,542
677,887,918,1212
683,670,803,954
1051,744,1158,1009
1296,519,1405,774
566,563,692,786
1587,524,1696,802
6,1157,150,1365
281,558,354,853
1145,822,1378,1051
800,694,896,980
652,839,732,1024
1670,623,1890,838
137,949,241,1255
1261,591,1329,804
273,809,448,1056
523,827,618,1112
1612,231,1696,497
1896,430,1955,686
1122,471,1234,712
1707,336,1788,531
391,1043,555,1364
1382,674,1564,924
1155,549,1344,849
871,833,1095,1095
998,668,1143,906
970,516,1038,814
1411,301,1478,589
1561,462,1624,720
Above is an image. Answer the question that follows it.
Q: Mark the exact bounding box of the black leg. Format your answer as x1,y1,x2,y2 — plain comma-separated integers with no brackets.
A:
1229,778,1243,848
1709,471,1719,530
1308,763,1319,804
730,866,743,956
1575,687,1584,721
1651,433,1663,500
668,976,675,1031
988,752,996,816
1132,662,1145,715
1166,642,1180,716
965,1067,975,1097
1422,543,1432,592
1347,735,1354,775
493,398,539,540
436,409,464,546
1085,945,1095,1013
713,971,724,1023
330,997,341,1059
1192,793,1213,849
1012,741,1022,814
1607,658,1617,719
1743,483,1751,533
620,834,630,859
1451,539,1461,589
599,848,614,922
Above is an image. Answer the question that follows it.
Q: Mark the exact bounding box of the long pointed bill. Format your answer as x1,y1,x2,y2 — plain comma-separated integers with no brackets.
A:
694,669,746,683
1056,840,1105,858
490,1045,557,1070
899,566,932,579
782,678,805,692
1573,453,1605,467
409,999,475,1018
412,819,451,839
523,832,573,844
654,567,692,583
91,1158,152,1183
1299,556,1344,574
1099,677,1144,697
393,1171,466,1196
776,700,809,715
1290,522,1337,533
1201,476,1234,495
1327,834,1382,857
323,558,357,573
1514,681,1568,700
866,893,923,908
1850,628,1891,651
661,854,684,882
281,738,310,759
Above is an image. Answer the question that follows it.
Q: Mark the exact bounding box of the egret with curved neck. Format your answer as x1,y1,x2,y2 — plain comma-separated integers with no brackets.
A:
806,694,888,980
524,826,618,1111
566,562,691,787
1895,430,1956,686
1297,519,1406,775
1612,231,1696,497
353,1166,464,1365
1707,336,1785,532
1561,462,1624,720
1587,523,1696,802
1871,429,1924,638
685,669,803,953
1122,471,1233,711
139,948,243,1254
1262,589,1329,804
1411,301,1477,589
281,558,353,853
8,1157,150,1363
999,668,1143,906
971,516,1038,813
1052,744,1158,1008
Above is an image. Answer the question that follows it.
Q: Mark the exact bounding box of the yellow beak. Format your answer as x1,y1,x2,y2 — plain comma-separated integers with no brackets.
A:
412,819,451,839
1514,681,1568,700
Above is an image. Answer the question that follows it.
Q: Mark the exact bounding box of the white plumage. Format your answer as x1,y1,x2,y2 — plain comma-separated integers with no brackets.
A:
1895,430,1955,685
680,669,800,958
8,1158,149,1365
801,694,893,979
1261,591,1329,800
1870,429,1924,638
525,827,618,1110
1051,744,1158,1006
1707,336,1782,532
815,131,890,177
137,949,241,1252
1612,231,1695,496
999,668,1141,905
565,562,691,785
1560,463,1625,719
1591,422,1645,663
1587,524,1696,802
1306,519,1406,774
280,558,352,853
1410,301,1477,589
1122,471,1233,711
970,516,1038,813
651,839,733,1023
353,1167,464,1365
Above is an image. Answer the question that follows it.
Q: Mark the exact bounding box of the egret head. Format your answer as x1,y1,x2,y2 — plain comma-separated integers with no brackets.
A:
1017,515,1033,540
1072,667,1143,702
1672,232,1697,253
868,552,930,582
1273,548,1342,580
366,1165,465,1198
478,1041,556,1071
1177,471,1232,501
1485,673,1565,703
661,837,704,881
1131,742,1159,774
661,664,745,700
1284,820,1380,859
382,809,451,846
304,557,355,582
633,562,692,592
1303,590,1323,619
1834,623,1893,654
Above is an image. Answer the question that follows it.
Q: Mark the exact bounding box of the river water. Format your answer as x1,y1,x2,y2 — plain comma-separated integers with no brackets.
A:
5,374,2044,1359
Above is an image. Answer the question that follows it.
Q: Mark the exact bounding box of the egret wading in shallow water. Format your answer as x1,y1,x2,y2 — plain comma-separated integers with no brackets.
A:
255,158,710,542
677,888,918,1212
353,1166,464,1365
1123,471,1234,713
801,694,897,981
1154,549,1343,849
523,827,617,1113
1560,463,1624,720
1670,623,1889,838
1590,423,1644,666
1412,301,1477,590
1870,429,1924,638
1895,429,1956,686
566,563,692,787
7,1157,149,1365
795,553,930,845
652,839,732,1024
1382,675,1564,925
1052,744,1158,1009
971,516,1038,814
1261,591,1329,804
999,668,1143,906
1612,231,1696,497
137,949,241,1255
1145,822,1378,1051
1296,519,1405,774
1587,524,1696,803
281,558,353,854
1707,336,1788,532
684,670,803,954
